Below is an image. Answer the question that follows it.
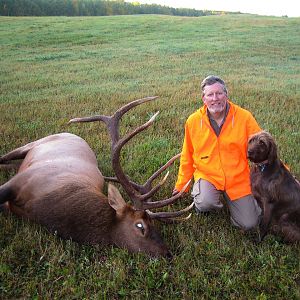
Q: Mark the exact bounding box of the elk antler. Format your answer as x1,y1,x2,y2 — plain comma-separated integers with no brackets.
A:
69,96,193,220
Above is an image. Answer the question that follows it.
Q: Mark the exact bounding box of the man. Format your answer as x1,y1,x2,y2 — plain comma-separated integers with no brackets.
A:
173,75,261,230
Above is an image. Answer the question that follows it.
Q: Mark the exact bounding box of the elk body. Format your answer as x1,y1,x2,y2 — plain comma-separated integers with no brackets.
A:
0,97,192,257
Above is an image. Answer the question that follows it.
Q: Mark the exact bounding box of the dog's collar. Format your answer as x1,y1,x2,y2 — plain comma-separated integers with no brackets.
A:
255,159,269,172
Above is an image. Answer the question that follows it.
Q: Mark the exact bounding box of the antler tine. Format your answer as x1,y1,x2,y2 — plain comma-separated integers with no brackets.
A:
153,214,193,224
103,176,119,183
133,171,170,202
140,179,191,210
143,153,181,192
68,115,111,125
104,153,181,204
111,111,160,207
114,111,160,152
113,96,159,119
146,202,194,220
147,213,193,224
68,97,158,125
103,176,147,194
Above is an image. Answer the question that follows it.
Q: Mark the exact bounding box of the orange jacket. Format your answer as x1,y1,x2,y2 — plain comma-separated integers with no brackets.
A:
175,101,261,200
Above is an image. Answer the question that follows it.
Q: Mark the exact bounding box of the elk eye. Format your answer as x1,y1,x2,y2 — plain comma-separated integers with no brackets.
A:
135,223,145,235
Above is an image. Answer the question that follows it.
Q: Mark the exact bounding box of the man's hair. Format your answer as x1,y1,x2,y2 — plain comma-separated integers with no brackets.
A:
201,75,228,96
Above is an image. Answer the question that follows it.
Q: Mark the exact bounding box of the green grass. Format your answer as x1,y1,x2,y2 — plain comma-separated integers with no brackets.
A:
0,14,300,299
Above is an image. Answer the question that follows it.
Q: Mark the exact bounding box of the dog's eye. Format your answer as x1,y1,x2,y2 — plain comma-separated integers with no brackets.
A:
259,140,265,146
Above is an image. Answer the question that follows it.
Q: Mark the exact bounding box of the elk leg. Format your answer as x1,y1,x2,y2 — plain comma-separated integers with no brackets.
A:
0,142,36,163
0,202,9,214
0,182,15,204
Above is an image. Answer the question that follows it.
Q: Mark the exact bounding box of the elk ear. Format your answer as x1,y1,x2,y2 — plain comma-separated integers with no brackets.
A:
108,183,127,212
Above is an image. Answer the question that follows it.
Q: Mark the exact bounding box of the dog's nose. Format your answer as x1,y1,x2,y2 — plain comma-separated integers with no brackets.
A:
247,150,254,159
247,150,253,157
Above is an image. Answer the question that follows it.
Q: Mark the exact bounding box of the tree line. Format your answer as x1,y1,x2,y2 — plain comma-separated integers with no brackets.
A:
0,0,222,17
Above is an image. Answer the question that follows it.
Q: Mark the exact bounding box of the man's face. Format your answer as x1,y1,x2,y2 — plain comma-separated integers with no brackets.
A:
202,82,228,114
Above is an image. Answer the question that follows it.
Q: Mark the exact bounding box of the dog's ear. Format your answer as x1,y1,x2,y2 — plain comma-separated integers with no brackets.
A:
266,132,278,163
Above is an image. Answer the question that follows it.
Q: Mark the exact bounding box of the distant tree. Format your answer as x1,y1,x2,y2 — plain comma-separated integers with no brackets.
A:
72,0,79,15
0,0,220,17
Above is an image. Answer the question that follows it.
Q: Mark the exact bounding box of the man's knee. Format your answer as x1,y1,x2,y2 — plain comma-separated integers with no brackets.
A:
192,179,223,212
194,193,223,212
227,194,261,230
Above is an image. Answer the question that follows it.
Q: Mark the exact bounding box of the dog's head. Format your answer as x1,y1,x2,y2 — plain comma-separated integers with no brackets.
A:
247,131,278,164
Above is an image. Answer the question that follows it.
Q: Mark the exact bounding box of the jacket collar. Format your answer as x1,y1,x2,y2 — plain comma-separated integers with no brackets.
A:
198,100,237,129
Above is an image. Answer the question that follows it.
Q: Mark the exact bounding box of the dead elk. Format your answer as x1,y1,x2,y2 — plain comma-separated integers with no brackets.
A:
247,131,300,243
0,96,192,257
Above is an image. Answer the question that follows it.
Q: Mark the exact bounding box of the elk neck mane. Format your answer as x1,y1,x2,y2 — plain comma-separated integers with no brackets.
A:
27,181,116,245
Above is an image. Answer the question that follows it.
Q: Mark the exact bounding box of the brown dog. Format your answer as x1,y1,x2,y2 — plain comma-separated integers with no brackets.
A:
247,131,300,242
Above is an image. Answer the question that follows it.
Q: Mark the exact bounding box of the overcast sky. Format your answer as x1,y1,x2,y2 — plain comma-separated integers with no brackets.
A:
127,0,300,17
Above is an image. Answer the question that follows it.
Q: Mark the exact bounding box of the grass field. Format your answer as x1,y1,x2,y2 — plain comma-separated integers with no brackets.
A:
0,14,300,299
